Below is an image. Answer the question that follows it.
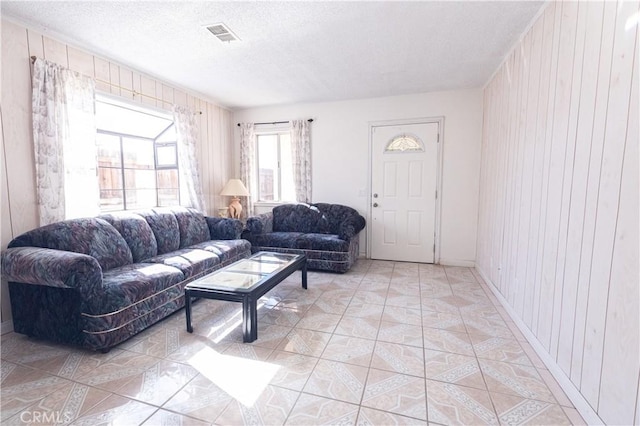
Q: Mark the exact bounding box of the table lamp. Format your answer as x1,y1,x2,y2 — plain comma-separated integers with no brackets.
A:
220,179,250,219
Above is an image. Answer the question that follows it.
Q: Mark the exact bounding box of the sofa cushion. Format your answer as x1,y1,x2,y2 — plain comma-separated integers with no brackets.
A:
136,209,180,255
189,239,252,264
273,204,329,234
251,232,304,249
147,248,220,278
169,206,211,248
100,212,158,262
99,263,184,314
7,217,133,271
295,233,350,252
206,217,244,240
314,203,365,236
245,212,273,235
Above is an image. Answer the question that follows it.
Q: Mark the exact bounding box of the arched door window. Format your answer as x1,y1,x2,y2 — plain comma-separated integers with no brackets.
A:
385,134,425,152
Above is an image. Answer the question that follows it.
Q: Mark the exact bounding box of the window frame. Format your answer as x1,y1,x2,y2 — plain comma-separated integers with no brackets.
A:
154,124,179,170
255,129,295,204
95,96,180,212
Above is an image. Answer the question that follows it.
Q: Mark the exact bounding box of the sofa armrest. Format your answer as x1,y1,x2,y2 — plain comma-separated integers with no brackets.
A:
1,247,103,295
338,215,366,240
246,212,274,235
205,217,243,240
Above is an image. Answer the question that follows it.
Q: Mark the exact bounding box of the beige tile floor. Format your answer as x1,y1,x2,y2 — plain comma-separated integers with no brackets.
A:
0,260,586,425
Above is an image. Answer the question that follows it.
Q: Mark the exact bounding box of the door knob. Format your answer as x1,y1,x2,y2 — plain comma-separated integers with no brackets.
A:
373,203,379,207
373,193,378,198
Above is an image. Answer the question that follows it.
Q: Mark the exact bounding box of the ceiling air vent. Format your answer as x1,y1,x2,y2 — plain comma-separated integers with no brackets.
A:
206,23,240,43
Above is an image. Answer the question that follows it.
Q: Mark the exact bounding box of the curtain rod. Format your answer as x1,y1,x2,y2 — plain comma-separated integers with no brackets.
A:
236,118,314,127
30,56,202,115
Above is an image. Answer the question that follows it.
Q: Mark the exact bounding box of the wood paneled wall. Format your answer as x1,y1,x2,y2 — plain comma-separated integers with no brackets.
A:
476,1,639,424
0,19,233,325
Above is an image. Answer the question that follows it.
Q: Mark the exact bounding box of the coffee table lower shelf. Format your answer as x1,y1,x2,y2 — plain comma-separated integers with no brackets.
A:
184,252,307,343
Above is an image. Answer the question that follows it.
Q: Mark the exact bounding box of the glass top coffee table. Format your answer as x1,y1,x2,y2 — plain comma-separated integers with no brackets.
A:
184,252,307,343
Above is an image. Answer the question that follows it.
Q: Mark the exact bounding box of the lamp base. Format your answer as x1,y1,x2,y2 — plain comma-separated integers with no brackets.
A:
228,197,243,219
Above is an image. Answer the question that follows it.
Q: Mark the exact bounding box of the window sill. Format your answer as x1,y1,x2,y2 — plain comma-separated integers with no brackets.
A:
254,201,289,207
252,201,296,215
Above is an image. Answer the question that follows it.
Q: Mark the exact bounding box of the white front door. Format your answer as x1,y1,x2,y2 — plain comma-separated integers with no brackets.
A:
370,121,439,263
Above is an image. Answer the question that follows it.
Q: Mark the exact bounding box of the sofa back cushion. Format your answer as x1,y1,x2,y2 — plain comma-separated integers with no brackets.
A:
100,212,158,262
273,204,330,234
136,209,181,255
8,218,133,271
313,203,365,235
166,206,210,248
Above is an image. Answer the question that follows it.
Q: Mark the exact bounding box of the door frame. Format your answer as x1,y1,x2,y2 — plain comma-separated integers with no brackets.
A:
367,116,445,264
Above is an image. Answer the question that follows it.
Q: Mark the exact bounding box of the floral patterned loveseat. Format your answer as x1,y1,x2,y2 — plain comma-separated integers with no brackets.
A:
245,203,366,273
1,206,250,351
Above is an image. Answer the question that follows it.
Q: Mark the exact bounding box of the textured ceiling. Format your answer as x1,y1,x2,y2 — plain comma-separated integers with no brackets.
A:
1,1,544,110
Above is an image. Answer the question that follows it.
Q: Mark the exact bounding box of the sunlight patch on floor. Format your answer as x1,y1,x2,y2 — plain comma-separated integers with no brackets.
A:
188,346,280,407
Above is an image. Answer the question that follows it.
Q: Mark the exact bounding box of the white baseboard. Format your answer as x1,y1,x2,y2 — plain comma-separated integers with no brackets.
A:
474,265,603,425
359,256,475,267
438,258,475,267
1,320,14,335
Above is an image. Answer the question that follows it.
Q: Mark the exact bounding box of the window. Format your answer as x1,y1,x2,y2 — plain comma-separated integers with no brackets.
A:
256,132,295,202
95,97,179,211
386,134,424,152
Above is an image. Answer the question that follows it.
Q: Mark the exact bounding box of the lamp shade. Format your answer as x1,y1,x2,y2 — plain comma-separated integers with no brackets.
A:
220,179,250,197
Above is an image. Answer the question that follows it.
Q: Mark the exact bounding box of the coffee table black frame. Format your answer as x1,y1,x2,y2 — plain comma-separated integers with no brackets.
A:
184,252,307,343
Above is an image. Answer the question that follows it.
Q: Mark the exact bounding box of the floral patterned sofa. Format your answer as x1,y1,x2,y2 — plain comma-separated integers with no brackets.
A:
1,207,250,351
245,203,366,273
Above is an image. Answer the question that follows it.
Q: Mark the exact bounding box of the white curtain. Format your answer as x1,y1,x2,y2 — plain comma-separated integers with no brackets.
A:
32,58,99,225
239,123,256,216
291,119,312,203
173,105,205,212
